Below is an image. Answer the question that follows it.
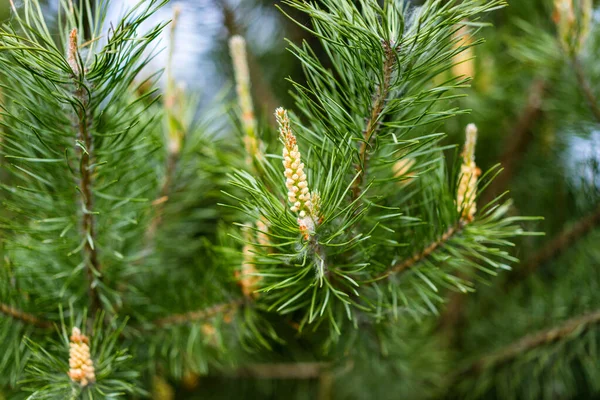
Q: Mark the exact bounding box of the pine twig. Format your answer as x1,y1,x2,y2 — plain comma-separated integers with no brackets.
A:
454,309,600,378
78,104,102,317
573,57,600,124
70,29,102,317
446,65,595,339
153,299,243,328
442,79,546,339
378,222,466,279
0,302,51,329
443,80,545,341
510,203,600,284
351,41,396,200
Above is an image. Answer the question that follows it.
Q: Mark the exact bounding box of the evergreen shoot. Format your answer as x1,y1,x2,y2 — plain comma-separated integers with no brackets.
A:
0,0,598,399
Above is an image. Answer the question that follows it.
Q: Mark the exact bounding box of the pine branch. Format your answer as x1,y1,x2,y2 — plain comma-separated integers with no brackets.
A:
454,309,600,378
70,29,102,317
442,80,546,341
78,98,101,317
351,40,396,201
153,299,243,328
573,56,600,124
0,302,51,329
378,221,466,279
509,203,600,284
229,0,520,334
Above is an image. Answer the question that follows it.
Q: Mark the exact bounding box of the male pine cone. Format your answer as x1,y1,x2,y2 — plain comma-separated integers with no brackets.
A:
68,327,96,387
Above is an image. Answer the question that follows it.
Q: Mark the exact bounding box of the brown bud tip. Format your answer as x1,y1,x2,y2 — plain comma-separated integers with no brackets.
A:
172,5,181,29
68,28,80,75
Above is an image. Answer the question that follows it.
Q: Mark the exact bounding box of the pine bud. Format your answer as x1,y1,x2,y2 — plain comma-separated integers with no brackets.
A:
68,327,96,387
452,23,475,78
462,123,477,164
164,84,186,156
457,124,481,222
67,28,80,76
553,0,593,53
393,157,416,186
165,6,184,157
229,35,259,160
275,107,320,238
170,5,181,38
309,191,322,221
579,0,593,49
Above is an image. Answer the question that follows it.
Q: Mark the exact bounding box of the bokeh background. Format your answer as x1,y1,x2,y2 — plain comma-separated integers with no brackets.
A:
1,0,600,398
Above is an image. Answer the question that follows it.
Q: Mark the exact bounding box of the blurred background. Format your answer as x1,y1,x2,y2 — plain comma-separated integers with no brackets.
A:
1,0,600,398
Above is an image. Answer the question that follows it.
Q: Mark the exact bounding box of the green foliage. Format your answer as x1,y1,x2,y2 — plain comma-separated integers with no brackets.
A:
0,0,166,313
452,229,600,400
330,320,448,400
230,0,529,343
22,314,141,399
2,0,597,398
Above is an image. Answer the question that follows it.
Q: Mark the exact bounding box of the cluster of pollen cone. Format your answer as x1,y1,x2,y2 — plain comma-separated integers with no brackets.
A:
276,108,320,239
68,327,96,387
457,123,480,222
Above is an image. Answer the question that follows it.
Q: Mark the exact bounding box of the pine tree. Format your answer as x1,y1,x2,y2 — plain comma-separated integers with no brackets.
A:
0,0,598,399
